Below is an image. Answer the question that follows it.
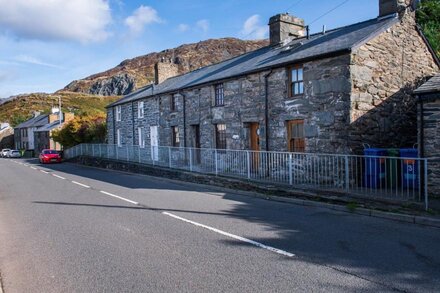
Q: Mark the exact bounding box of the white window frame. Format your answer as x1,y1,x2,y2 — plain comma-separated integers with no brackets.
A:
117,129,122,147
138,101,144,118
116,106,122,122
138,127,145,148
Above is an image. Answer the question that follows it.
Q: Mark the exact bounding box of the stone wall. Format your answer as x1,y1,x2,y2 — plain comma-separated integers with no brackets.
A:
350,11,439,153
422,97,440,197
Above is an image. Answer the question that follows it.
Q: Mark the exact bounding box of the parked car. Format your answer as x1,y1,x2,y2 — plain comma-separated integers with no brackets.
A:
8,150,21,158
1,148,10,157
39,149,62,164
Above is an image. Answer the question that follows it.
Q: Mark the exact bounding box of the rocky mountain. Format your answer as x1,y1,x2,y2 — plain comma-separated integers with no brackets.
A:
0,92,119,127
63,38,269,96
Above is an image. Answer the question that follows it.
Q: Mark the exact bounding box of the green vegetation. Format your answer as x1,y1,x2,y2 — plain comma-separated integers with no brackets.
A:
51,113,107,148
417,0,440,56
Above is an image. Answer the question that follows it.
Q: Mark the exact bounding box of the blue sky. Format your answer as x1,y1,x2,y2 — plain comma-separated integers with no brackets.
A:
0,0,377,99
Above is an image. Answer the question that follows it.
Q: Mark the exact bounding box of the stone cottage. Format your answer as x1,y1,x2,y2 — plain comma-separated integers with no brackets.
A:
414,73,440,196
107,0,439,156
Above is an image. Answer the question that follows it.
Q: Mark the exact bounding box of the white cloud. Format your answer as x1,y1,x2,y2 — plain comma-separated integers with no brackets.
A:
196,19,210,33
178,24,190,32
14,55,64,69
125,5,162,35
240,15,267,39
0,0,112,43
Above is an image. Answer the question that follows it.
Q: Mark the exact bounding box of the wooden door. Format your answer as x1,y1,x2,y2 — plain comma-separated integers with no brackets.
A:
249,123,260,170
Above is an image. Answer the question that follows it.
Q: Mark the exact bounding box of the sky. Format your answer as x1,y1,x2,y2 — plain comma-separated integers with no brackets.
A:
0,0,378,99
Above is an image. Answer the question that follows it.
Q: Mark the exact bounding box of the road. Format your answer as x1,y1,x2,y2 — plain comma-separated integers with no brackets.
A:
0,158,439,292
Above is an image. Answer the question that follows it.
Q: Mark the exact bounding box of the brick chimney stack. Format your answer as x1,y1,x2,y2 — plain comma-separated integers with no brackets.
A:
268,13,305,46
154,58,179,85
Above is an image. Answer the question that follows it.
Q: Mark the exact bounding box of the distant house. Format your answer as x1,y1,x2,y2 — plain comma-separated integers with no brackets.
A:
414,73,440,196
0,123,14,149
107,0,439,156
14,111,74,154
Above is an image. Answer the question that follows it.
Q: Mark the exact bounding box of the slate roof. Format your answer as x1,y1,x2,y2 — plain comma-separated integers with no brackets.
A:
109,15,399,108
14,114,49,129
414,73,440,94
35,121,63,132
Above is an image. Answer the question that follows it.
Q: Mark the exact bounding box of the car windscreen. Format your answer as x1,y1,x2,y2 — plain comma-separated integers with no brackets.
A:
43,150,58,154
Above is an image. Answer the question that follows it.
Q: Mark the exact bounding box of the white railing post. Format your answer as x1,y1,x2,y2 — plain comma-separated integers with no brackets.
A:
92,144,95,157
99,144,102,158
424,159,429,211
116,145,119,160
126,146,129,161
247,151,251,179
289,153,293,185
81,144,83,156
345,155,349,191
189,148,193,171
168,147,172,168
215,149,218,175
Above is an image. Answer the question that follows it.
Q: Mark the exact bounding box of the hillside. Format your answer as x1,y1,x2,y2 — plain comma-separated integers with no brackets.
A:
0,91,119,127
63,38,269,95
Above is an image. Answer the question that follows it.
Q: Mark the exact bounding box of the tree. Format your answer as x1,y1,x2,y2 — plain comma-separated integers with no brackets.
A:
417,0,440,56
51,113,107,149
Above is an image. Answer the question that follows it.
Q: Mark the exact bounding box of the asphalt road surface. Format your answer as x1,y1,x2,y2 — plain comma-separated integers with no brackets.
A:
0,158,439,292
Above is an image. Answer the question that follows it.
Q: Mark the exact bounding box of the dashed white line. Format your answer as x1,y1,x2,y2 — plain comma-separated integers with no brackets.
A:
162,212,295,258
40,170,49,174
52,174,66,180
71,181,90,188
99,191,139,205
30,167,37,170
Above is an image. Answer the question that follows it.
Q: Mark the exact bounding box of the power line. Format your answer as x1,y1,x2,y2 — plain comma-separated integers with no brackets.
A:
285,0,305,13
309,0,351,25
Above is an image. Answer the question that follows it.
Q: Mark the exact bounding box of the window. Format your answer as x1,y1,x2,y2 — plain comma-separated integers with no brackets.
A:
116,106,122,121
287,120,305,152
214,83,224,106
289,66,304,96
215,124,227,149
171,94,178,112
138,127,145,148
171,126,180,147
117,129,122,146
138,101,144,118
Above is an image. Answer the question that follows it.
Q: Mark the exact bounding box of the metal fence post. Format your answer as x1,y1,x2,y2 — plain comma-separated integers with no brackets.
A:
247,151,251,179
289,153,293,185
424,159,429,211
81,144,83,156
168,147,172,168
215,149,218,175
189,148,193,172
116,145,119,160
92,144,95,157
99,144,102,158
345,155,349,191
126,146,129,161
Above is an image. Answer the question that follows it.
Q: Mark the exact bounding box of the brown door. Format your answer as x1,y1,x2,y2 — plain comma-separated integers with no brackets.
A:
249,123,260,170
192,125,201,163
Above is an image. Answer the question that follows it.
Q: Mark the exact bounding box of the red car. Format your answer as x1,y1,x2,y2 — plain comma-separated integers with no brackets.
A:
39,149,62,164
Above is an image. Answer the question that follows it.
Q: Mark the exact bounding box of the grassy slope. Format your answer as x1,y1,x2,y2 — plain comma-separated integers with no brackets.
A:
0,91,119,127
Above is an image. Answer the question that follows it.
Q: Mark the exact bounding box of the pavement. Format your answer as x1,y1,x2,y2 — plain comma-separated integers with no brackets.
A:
0,158,439,292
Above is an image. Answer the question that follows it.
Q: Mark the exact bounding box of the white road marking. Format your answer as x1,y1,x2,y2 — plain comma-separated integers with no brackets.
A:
71,181,90,188
40,170,49,174
99,191,139,205
162,212,295,258
52,174,66,180
31,167,37,170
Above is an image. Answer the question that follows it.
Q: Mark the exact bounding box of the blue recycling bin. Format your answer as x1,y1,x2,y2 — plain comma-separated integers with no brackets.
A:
364,148,387,188
400,148,419,189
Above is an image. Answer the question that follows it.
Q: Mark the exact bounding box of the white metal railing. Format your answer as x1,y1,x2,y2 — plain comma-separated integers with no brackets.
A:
64,144,429,210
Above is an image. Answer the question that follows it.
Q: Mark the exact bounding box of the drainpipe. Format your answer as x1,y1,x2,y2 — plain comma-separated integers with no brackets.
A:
419,96,425,158
180,91,187,147
264,69,274,152
132,101,135,145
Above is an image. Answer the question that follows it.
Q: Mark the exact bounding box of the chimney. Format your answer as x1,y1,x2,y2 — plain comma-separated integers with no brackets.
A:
268,13,305,46
154,59,179,85
379,0,412,18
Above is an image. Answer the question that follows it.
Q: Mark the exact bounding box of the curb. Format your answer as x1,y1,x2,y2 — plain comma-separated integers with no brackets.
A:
268,195,440,228
0,272,4,293
69,158,440,229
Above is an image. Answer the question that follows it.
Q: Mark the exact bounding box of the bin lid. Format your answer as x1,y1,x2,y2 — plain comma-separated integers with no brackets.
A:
364,148,387,155
400,148,418,157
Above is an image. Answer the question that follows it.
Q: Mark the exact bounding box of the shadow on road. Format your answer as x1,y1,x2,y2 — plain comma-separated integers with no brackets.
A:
22,158,440,292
